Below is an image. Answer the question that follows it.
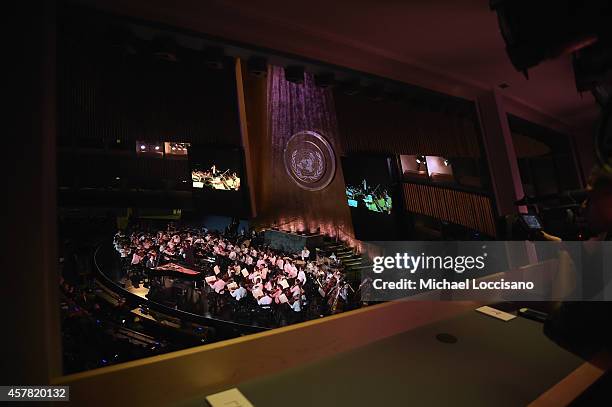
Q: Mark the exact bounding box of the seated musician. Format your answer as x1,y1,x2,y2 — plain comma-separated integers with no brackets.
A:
290,282,302,299
284,261,296,278
145,251,158,269
258,292,273,306
230,283,248,301
339,283,349,301
117,245,130,258
164,242,175,256
272,286,283,304
290,298,302,312
264,280,273,291
131,250,144,265
297,268,307,284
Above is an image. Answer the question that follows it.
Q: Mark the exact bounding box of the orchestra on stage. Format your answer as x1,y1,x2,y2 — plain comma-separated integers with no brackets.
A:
113,225,357,327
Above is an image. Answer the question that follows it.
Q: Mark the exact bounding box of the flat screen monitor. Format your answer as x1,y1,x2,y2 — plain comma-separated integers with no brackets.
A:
188,145,249,217
520,214,542,230
342,156,394,214
341,155,400,240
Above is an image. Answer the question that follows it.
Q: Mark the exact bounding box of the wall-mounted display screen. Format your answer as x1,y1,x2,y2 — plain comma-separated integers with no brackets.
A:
346,180,392,214
189,146,243,192
189,145,249,217
192,166,241,191
342,155,400,240
342,156,394,215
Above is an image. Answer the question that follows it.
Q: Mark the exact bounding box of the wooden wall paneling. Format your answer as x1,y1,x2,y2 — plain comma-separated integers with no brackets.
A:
335,92,481,158
402,183,495,236
246,66,354,238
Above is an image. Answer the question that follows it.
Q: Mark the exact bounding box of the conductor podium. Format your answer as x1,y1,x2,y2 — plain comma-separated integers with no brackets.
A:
263,230,324,254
